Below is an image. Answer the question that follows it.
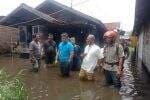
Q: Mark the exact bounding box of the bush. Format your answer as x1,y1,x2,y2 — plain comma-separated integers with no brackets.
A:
0,69,28,100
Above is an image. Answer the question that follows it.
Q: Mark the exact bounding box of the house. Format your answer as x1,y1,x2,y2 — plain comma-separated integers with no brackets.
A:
0,0,106,58
133,0,150,72
104,22,120,31
0,16,5,20
104,22,123,42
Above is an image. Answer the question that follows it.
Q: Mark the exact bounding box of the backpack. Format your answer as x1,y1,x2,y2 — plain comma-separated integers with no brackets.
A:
115,43,125,71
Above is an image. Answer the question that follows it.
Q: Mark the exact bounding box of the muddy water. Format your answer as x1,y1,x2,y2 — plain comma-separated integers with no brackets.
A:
119,52,150,100
119,58,137,100
2,54,150,100
130,60,150,100
0,55,121,100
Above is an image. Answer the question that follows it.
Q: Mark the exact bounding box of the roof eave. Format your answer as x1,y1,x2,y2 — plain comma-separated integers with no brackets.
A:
36,0,105,27
0,3,62,26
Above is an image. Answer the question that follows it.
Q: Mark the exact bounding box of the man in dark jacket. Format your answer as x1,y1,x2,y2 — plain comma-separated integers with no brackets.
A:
42,34,56,68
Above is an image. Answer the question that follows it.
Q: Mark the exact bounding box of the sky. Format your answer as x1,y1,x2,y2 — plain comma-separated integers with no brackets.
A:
0,0,136,31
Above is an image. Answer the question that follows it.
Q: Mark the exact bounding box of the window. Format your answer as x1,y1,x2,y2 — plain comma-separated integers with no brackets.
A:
32,25,45,34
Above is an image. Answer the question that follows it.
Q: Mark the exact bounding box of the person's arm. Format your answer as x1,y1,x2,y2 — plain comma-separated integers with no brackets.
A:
29,43,35,62
55,50,59,63
95,47,104,72
117,44,125,77
98,48,105,73
69,44,74,62
55,47,57,56
55,44,59,63
41,43,46,58
118,57,123,71
80,46,87,59
78,45,82,55
30,50,34,59
54,42,57,55
69,51,74,62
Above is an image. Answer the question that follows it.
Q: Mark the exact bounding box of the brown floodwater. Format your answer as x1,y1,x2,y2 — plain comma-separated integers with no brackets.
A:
130,60,150,100
0,54,150,100
0,55,121,100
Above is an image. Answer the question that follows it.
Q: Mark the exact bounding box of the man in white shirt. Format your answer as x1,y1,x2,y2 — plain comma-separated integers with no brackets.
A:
79,34,104,81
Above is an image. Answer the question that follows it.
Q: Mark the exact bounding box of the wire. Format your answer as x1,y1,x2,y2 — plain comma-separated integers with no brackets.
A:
49,9,64,16
73,0,91,7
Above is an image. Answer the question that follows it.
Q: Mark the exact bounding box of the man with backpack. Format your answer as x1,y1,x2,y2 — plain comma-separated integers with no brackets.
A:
102,30,124,89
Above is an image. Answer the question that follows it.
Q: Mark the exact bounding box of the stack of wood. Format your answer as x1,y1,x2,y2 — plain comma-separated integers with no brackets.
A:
0,25,18,54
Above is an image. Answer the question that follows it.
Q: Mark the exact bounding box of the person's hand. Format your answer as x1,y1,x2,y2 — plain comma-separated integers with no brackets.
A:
53,60,58,67
117,68,123,78
55,60,58,64
30,57,35,63
80,53,87,59
100,68,105,74
68,59,72,64
41,54,45,59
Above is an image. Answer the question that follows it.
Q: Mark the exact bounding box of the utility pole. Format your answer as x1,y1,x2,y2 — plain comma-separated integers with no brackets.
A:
71,0,73,8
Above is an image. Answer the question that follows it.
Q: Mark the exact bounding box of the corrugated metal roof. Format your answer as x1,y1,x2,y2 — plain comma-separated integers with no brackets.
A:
0,3,63,27
36,0,106,29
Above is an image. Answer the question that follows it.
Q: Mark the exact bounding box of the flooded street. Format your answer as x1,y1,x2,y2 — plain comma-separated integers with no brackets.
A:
0,0,149,99
120,52,150,100
0,55,120,100
0,54,149,100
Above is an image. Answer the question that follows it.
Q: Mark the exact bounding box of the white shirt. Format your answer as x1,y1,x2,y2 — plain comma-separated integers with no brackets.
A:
81,44,104,73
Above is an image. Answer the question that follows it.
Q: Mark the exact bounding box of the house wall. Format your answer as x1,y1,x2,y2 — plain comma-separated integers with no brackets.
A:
104,22,120,31
139,25,150,72
0,25,19,53
137,32,143,73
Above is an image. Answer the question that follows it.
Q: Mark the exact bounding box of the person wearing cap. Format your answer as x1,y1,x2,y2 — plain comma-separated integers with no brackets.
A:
102,30,124,89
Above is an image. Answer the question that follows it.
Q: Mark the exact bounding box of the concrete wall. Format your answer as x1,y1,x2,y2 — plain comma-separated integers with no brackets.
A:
138,33,143,59
139,26,150,72
0,25,18,53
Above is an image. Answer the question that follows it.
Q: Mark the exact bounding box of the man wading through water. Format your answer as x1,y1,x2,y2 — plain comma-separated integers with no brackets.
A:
29,34,42,72
70,37,82,71
79,34,103,81
42,34,56,68
102,30,124,89
56,33,74,77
